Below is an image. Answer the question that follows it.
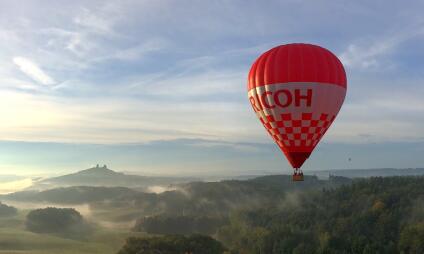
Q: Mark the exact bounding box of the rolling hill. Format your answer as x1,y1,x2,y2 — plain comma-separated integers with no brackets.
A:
29,165,198,190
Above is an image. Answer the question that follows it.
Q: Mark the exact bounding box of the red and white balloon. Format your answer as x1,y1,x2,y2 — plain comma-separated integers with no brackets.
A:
247,43,347,170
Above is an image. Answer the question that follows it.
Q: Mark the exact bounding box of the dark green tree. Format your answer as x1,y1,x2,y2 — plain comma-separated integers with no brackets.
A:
0,202,17,217
118,235,226,254
25,207,88,236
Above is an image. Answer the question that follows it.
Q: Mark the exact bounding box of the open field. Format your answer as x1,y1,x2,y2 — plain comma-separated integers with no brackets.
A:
0,210,146,254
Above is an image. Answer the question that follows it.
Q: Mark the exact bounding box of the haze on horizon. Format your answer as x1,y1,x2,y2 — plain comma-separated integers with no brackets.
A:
0,0,424,175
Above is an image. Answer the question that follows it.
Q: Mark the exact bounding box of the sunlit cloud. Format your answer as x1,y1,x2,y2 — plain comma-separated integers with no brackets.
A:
12,57,56,85
0,178,32,194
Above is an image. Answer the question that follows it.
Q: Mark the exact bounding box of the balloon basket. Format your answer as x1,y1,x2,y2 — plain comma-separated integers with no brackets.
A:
292,169,304,181
292,174,304,181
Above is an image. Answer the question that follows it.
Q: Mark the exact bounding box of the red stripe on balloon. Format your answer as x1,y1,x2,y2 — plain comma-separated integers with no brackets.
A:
247,43,347,90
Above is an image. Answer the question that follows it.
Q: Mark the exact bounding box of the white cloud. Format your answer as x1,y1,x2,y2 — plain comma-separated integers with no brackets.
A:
12,57,56,85
323,87,424,144
129,69,244,97
91,38,170,62
0,89,252,144
339,43,392,69
339,24,424,70
0,77,41,91
73,7,115,34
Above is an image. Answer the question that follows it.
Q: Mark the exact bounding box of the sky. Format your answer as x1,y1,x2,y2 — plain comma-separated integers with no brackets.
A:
1,0,424,176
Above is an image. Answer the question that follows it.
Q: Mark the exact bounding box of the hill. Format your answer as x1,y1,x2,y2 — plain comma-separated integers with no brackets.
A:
31,165,198,190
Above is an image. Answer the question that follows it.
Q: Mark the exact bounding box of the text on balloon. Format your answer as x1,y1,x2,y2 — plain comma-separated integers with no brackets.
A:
249,88,312,112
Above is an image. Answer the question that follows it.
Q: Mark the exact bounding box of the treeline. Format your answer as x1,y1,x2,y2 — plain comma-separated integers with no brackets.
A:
26,207,90,237
118,235,226,254
3,186,138,204
127,175,346,220
130,175,348,235
2,175,346,214
0,203,88,238
215,177,424,253
0,202,17,217
134,215,227,235
125,176,424,253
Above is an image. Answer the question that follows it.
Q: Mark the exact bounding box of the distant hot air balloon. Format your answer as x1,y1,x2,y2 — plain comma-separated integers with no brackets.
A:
247,43,347,181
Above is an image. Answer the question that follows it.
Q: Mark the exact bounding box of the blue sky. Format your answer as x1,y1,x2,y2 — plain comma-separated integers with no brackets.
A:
1,0,424,175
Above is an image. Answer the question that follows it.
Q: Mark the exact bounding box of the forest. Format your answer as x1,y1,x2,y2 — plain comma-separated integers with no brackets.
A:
124,176,424,253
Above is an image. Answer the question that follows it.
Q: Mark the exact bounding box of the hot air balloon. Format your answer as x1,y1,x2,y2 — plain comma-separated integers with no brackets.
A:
247,43,347,181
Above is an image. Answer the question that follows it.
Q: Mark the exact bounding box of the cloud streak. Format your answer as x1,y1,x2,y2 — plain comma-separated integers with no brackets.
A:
339,21,424,70
12,57,56,85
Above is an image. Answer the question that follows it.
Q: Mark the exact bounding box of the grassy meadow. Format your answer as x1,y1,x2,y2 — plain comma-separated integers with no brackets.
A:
0,208,145,254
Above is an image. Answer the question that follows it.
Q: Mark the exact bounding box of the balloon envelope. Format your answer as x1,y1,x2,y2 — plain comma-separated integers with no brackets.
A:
247,43,347,169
